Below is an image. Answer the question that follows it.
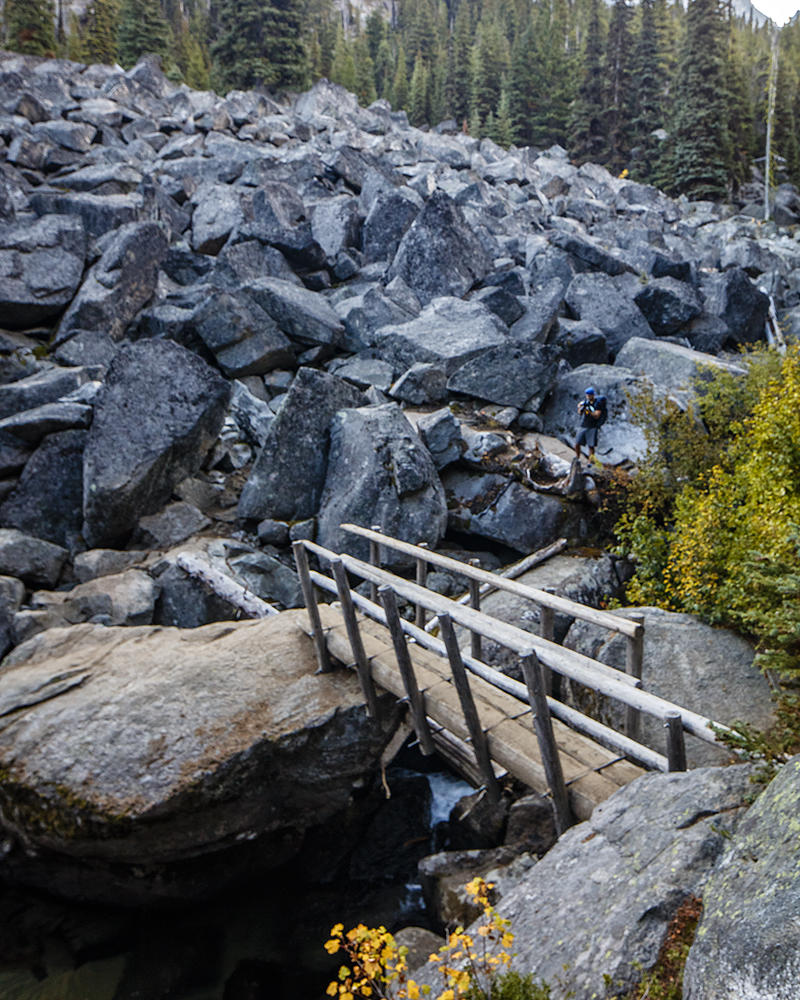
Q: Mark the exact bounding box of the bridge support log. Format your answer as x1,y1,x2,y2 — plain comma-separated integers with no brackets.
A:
539,587,556,697
521,650,572,834
469,559,482,661
665,711,687,772
292,541,331,673
379,585,435,756
331,559,380,718
415,542,429,629
369,524,382,604
439,613,501,803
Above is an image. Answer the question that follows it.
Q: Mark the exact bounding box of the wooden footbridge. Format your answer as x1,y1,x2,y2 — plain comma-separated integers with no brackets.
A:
290,526,735,833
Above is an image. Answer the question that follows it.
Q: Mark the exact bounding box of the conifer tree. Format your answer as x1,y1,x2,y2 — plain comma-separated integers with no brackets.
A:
724,14,756,193
391,42,409,108
210,0,306,91
365,9,385,62
671,0,729,200
330,26,357,92
83,0,120,65
629,0,666,183
409,52,429,124
774,41,800,184
353,35,377,105
4,0,56,56
375,36,393,98
446,1,472,125
118,0,170,67
469,19,508,130
570,0,606,163
603,0,634,171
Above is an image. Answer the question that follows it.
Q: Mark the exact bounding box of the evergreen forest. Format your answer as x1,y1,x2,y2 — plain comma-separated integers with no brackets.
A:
3,0,800,200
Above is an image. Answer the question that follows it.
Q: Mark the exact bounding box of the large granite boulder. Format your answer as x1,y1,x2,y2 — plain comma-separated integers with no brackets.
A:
443,469,569,554
634,276,703,336
0,528,67,587
0,214,86,329
191,288,295,377
369,297,508,375
316,403,448,565
83,341,230,548
683,756,800,1000
242,181,325,269
56,221,169,343
565,272,653,357
0,429,86,550
0,609,399,903
362,187,422,264
447,343,558,409
387,191,492,305
244,276,345,349
190,182,244,255
701,266,770,345
614,337,747,393
238,368,367,522
563,606,773,767
415,765,754,999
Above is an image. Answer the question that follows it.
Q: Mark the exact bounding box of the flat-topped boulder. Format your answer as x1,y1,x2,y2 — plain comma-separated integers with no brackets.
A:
0,609,399,903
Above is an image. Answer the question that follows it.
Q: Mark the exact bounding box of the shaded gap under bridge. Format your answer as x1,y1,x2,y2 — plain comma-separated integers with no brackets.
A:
292,526,737,833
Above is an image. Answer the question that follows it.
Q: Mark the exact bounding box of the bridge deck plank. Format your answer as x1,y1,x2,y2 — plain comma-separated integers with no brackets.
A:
309,606,645,819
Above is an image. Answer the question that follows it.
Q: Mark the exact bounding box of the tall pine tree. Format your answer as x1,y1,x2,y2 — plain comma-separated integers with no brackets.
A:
118,0,170,67
629,0,667,183
602,0,634,171
570,0,606,163
671,0,729,200
4,0,56,56
210,0,306,91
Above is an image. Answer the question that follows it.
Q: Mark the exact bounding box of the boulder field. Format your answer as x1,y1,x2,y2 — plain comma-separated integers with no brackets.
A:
0,49,797,997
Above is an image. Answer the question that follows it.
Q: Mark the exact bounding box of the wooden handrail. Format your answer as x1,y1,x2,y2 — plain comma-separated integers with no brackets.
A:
341,524,642,639
300,539,732,749
307,566,670,772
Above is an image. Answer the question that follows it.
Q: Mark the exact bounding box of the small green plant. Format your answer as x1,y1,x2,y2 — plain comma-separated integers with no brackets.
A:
324,878,550,1000
622,896,703,1000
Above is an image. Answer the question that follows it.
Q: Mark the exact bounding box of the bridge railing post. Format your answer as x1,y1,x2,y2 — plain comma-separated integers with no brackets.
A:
331,558,380,718
415,542,429,629
469,558,482,661
368,524,382,604
521,650,572,834
625,614,645,742
665,711,687,771
439,612,501,803
539,587,556,697
292,541,331,674
379,585,435,756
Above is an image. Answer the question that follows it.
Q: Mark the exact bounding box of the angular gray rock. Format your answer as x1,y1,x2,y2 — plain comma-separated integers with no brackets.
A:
443,469,568,553
422,766,754,999
564,606,773,766
242,181,324,269
416,408,463,469
615,337,747,393
335,287,413,353
32,568,160,627
0,610,399,902
244,276,345,349
362,187,422,264
316,403,448,565
0,528,67,587
447,344,558,409
134,502,210,549
83,341,230,548
311,195,361,259
701,266,770,345
390,363,448,405
634,276,703,335
387,191,492,305
0,366,93,421
228,550,302,608
370,297,509,375
0,214,86,329
238,368,367,522
0,400,92,443
191,288,295,377
565,272,653,357
0,429,86,550
190,182,244,255
683,756,800,1000
56,221,168,343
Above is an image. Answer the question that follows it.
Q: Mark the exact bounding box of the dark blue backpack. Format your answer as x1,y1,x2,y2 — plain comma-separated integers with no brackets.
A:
595,395,608,426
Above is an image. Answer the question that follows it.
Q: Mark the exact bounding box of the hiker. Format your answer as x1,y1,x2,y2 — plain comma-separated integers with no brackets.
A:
574,386,606,462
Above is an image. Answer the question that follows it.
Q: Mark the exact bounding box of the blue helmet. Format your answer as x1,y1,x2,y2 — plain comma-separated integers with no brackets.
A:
584,387,596,395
